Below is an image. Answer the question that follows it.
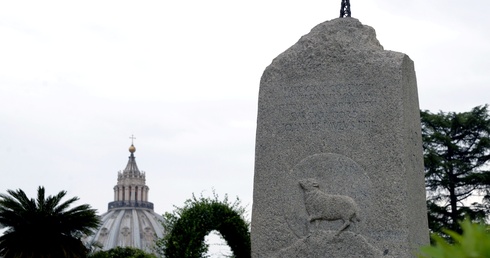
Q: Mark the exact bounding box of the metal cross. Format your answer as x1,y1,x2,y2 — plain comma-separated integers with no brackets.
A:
129,134,136,144
340,0,351,18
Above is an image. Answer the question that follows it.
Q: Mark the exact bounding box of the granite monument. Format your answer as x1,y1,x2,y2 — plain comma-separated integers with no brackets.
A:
251,17,429,257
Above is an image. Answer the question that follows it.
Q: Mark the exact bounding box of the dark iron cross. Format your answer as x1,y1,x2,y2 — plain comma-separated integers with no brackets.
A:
340,0,351,18
129,134,136,144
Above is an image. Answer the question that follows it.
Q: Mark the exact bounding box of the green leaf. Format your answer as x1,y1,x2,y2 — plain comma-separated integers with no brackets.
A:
418,218,490,258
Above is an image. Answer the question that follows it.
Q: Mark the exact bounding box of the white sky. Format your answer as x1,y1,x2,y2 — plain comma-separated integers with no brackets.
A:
1,0,489,254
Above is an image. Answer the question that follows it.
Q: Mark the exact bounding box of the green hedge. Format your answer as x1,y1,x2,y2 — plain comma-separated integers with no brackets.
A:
156,193,250,258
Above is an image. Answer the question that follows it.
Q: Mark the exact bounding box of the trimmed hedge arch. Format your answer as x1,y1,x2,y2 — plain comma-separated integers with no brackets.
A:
160,195,250,258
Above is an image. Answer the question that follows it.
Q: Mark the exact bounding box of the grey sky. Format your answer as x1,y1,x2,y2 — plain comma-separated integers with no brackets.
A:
1,1,489,248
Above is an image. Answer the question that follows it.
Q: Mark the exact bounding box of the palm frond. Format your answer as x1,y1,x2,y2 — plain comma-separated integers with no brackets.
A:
0,186,101,258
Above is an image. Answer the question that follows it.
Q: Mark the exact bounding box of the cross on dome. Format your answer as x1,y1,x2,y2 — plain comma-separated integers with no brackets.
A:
129,135,136,153
84,137,164,254
129,134,136,144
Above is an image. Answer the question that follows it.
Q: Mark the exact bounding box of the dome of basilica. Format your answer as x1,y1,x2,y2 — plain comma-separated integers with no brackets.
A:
84,142,165,254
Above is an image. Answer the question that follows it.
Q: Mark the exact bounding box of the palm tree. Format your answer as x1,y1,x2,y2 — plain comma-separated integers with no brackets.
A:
0,186,100,258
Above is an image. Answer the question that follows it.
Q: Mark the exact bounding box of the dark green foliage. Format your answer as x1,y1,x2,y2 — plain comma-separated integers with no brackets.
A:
418,218,490,258
0,186,100,258
421,105,490,236
156,193,250,258
89,246,156,258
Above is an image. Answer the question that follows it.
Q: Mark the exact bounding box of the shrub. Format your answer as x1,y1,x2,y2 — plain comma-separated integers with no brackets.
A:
418,218,490,258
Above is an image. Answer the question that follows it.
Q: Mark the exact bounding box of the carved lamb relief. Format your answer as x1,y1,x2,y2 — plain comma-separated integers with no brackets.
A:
299,178,360,236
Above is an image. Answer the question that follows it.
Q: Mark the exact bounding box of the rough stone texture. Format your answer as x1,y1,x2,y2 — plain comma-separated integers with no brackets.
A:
273,231,385,258
251,18,429,258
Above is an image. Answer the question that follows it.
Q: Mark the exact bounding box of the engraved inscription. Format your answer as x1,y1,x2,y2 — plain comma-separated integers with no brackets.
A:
282,83,377,98
281,84,379,107
274,83,384,132
284,120,375,132
299,178,361,236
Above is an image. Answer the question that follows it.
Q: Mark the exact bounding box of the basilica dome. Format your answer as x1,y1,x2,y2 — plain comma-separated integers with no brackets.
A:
84,143,165,254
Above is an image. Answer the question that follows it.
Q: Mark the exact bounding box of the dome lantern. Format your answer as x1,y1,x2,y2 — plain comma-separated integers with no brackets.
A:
83,136,165,254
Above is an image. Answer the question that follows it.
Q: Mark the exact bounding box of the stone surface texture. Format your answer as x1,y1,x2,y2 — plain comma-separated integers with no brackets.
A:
251,17,429,258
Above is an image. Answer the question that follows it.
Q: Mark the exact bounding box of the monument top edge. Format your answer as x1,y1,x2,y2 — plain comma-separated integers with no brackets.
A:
260,17,411,82
303,17,383,51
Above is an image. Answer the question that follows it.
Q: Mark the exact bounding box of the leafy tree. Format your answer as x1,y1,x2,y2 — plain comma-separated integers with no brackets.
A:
418,218,490,258
89,246,156,258
156,192,250,258
0,186,100,258
421,105,490,235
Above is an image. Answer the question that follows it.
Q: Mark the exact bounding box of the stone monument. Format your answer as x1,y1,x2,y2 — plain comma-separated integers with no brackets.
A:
251,17,429,257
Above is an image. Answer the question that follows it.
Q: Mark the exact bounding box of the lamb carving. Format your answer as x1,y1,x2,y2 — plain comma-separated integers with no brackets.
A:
299,178,360,236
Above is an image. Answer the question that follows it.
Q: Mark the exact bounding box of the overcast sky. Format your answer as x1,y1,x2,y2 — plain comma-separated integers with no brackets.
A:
1,0,489,253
